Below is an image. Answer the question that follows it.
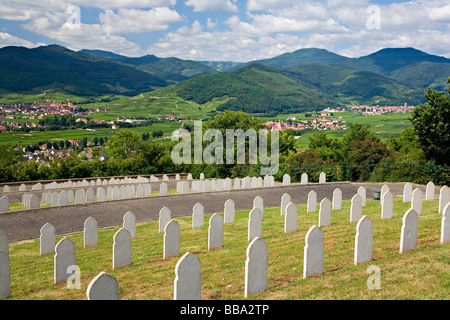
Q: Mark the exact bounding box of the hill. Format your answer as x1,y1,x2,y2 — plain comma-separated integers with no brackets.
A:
172,63,418,115
0,45,168,97
80,49,218,84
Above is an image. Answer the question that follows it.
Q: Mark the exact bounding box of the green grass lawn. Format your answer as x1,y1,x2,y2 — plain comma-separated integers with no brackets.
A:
5,197,448,300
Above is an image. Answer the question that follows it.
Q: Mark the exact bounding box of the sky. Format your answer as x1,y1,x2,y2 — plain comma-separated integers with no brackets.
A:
0,0,449,62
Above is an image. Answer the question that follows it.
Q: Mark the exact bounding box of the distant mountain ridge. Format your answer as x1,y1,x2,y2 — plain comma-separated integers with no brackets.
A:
0,45,448,115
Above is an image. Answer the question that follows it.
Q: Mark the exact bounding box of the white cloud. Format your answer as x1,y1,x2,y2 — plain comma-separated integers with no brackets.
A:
428,4,450,21
0,32,37,48
99,8,183,35
185,0,239,13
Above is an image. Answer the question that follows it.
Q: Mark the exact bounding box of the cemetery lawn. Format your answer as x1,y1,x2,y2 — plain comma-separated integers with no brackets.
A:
6,197,449,300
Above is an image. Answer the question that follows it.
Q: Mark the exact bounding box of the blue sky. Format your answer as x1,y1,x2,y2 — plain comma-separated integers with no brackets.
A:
0,0,449,61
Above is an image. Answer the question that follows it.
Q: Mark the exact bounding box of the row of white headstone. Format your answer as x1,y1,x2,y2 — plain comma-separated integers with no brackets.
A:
282,172,327,186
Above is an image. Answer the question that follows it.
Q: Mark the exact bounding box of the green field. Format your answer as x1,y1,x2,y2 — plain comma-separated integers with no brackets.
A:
0,122,182,146
5,197,449,300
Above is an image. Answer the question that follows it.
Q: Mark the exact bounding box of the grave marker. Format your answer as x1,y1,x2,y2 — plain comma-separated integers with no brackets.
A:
208,213,223,251
284,202,297,234
40,223,56,255
164,220,180,259
248,207,263,242
350,194,363,223
280,193,291,216
245,237,268,297
399,209,418,253
123,211,136,239
159,207,171,233
113,228,132,269
318,198,331,227
411,188,422,215
0,251,10,299
441,203,450,244
174,252,201,300
307,190,317,213
54,237,76,284
381,191,393,220
403,183,412,203
86,272,120,300
303,225,324,279
354,216,373,265
332,188,342,210
224,199,235,224
84,217,98,248
192,203,204,229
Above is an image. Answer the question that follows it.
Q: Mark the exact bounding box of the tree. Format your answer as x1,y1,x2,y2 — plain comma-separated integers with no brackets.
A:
410,78,450,165
106,130,142,159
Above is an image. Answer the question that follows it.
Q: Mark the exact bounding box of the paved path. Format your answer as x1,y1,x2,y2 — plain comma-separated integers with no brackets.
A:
0,181,427,242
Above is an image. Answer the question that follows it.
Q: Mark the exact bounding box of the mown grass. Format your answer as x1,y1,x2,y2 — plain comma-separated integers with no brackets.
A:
5,197,449,300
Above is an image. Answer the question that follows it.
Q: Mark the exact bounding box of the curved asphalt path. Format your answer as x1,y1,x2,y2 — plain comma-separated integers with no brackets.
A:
0,181,427,242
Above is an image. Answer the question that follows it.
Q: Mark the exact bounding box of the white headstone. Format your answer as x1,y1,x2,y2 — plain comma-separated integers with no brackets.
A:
84,217,98,248
119,186,127,200
380,185,389,202
319,172,326,183
248,207,263,242
303,225,324,279
187,173,193,180
399,208,418,253
441,203,450,244
123,211,136,239
284,202,297,234
425,181,435,200
403,183,412,203
301,173,308,184
208,213,223,251
357,186,366,207
111,186,120,200
29,194,40,209
164,220,180,259
233,178,240,190
224,178,232,191
113,228,132,269
280,193,291,216
0,251,10,299
19,184,26,192
159,207,171,233
307,190,317,213
439,186,449,214
253,196,263,217
0,196,9,213
243,177,251,189
411,188,423,215
40,223,56,255
160,182,168,196
174,252,201,300
86,272,119,300
318,198,331,227
224,199,235,224
354,215,373,265
282,174,291,186
381,191,393,220
97,187,106,202
54,237,76,284
175,174,180,181
58,190,68,206
244,237,268,298
2,185,10,193
192,202,204,229
332,188,342,210
67,189,74,203
136,184,144,198
350,194,363,223
75,189,85,204
85,188,95,203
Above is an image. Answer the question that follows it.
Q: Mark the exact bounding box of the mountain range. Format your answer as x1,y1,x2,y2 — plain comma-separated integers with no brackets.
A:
0,45,449,114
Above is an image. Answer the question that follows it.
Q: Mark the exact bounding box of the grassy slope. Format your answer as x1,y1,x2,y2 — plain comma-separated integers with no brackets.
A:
6,197,449,300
